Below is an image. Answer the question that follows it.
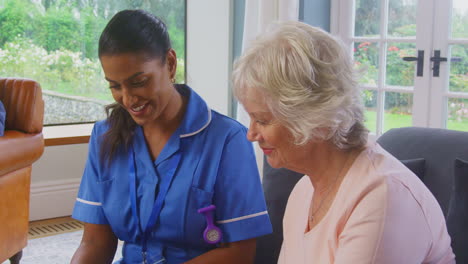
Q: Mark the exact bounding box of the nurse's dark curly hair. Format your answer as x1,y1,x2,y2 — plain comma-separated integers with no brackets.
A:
98,9,172,164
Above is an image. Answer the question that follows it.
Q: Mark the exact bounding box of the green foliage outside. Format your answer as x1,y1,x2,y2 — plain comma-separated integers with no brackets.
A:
0,0,186,104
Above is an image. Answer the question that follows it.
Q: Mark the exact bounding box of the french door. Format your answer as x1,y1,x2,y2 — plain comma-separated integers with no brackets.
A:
332,0,468,135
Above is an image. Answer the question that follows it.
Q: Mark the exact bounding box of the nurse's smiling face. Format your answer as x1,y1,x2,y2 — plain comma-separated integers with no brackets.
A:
100,50,177,127
242,88,305,169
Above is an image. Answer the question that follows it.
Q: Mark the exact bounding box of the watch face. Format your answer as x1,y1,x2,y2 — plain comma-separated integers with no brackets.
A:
206,229,221,242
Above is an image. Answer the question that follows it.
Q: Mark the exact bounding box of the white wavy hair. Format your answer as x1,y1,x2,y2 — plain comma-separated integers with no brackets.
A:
232,21,368,149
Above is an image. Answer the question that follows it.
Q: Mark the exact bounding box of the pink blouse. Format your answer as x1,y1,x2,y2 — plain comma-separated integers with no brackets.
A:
278,142,455,264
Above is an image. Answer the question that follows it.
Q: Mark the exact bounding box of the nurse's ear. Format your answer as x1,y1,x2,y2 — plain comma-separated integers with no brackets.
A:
166,48,177,82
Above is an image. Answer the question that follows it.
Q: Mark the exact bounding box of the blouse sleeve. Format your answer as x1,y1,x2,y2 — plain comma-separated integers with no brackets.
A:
213,127,273,243
71,123,109,225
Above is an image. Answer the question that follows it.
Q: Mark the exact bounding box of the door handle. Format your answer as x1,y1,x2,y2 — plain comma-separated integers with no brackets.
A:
430,50,447,77
403,50,424,77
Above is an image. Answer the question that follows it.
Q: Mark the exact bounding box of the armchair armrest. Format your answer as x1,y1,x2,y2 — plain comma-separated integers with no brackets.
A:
0,131,44,176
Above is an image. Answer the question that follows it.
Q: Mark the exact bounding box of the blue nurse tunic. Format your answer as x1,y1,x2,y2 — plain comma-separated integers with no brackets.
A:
72,85,272,264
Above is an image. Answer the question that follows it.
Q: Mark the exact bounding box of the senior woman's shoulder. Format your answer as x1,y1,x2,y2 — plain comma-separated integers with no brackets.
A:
344,142,437,213
353,143,453,262
356,142,446,225
356,142,428,194
363,142,423,184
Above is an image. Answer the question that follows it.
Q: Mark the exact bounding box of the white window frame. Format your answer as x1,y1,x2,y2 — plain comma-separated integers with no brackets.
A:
331,0,458,135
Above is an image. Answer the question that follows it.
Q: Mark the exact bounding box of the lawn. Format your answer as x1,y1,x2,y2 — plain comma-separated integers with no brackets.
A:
364,110,468,133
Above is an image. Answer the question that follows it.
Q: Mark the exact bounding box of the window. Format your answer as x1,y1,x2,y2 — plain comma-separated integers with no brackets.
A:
0,0,186,126
332,0,468,134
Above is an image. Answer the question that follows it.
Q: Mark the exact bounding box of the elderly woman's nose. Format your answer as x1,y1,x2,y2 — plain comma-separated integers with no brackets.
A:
247,127,260,142
246,130,256,142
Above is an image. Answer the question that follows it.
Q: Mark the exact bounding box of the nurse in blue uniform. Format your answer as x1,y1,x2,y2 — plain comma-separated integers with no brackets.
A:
71,10,272,264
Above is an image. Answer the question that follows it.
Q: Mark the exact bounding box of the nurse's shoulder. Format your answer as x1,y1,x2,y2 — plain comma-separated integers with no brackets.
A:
89,120,111,141
207,110,249,139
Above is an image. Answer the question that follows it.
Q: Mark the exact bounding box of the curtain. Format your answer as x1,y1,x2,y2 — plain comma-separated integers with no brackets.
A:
237,0,299,177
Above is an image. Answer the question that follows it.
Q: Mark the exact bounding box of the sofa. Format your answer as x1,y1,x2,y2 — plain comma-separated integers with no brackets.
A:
255,127,468,264
0,78,45,264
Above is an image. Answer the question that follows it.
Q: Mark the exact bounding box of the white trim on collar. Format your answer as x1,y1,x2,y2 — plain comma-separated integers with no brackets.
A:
180,108,212,138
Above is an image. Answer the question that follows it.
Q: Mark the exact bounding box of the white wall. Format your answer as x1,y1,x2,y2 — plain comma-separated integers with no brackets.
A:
29,0,234,221
186,0,233,115
30,144,87,220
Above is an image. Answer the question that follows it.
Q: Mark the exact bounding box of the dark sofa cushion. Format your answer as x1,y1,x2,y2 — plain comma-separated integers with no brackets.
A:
401,158,425,181
0,100,5,136
447,158,468,264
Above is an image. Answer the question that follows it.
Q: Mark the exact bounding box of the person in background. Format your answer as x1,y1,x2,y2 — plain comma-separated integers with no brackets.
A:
71,9,271,264
233,21,455,264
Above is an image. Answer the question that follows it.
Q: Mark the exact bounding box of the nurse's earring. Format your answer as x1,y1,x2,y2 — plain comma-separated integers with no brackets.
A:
171,77,176,83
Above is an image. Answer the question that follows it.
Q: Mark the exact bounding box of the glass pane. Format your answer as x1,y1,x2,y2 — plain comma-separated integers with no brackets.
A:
386,42,416,86
383,92,413,132
388,0,417,37
354,42,379,85
449,44,468,92
452,0,468,38
355,0,381,37
0,0,186,125
362,89,378,133
447,98,468,131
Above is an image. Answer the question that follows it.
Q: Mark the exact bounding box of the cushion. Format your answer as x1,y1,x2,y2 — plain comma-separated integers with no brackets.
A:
446,158,468,263
0,100,5,136
400,158,426,181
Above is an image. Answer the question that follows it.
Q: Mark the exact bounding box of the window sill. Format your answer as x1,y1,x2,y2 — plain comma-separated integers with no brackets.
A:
43,124,94,146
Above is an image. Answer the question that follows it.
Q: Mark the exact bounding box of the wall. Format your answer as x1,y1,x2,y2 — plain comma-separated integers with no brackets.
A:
186,0,232,116
30,144,87,220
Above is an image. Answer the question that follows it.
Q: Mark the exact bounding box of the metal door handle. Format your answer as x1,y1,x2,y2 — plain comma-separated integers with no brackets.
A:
430,50,447,77
403,50,424,77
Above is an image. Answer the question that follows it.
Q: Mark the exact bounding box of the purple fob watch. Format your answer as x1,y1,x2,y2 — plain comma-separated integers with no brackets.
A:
197,205,223,244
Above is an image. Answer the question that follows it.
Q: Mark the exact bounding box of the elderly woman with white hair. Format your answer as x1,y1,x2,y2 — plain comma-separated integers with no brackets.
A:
233,21,455,264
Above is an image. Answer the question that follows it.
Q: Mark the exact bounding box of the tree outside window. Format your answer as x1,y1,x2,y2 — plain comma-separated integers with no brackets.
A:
0,0,186,125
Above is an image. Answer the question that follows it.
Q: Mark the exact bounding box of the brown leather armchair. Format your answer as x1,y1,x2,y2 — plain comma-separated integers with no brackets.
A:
0,78,45,264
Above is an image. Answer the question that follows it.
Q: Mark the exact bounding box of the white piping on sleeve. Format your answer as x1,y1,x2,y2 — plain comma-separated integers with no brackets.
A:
216,211,268,224
76,198,102,206
180,109,212,138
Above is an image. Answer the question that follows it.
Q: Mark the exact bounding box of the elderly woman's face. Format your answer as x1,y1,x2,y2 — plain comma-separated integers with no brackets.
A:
242,89,301,169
